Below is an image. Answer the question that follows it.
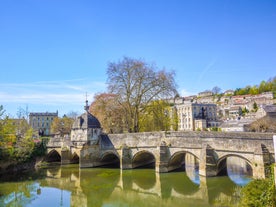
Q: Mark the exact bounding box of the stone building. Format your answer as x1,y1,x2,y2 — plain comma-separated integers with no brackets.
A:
224,90,234,96
229,106,242,117
175,102,219,131
256,105,276,119
29,111,58,136
220,118,255,132
71,100,102,146
198,90,213,97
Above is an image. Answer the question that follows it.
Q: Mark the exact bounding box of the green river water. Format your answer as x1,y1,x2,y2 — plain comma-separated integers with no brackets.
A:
0,164,250,207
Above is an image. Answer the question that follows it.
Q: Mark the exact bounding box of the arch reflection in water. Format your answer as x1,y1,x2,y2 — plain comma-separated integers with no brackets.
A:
226,156,252,186
0,165,244,207
167,152,200,185
185,153,200,185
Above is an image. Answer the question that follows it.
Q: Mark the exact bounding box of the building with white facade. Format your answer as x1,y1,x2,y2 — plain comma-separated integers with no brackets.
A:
175,102,218,131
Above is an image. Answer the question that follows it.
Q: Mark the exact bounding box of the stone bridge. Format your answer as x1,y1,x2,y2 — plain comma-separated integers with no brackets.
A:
46,131,275,179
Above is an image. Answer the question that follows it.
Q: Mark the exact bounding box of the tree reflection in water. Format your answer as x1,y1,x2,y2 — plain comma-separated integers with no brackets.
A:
0,164,250,207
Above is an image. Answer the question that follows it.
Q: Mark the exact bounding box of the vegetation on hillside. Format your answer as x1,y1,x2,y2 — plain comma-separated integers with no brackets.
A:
234,76,276,96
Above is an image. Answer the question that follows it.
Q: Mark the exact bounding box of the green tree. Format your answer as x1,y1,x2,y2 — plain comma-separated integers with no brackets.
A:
234,77,275,97
107,57,178,132
50,116,74,135
139,100,171,132
0,117,17,160
171,106,178,131
234,87,249,95
253,102,258,112
242,107,249,116
249,85,259,95
268,76,276,98
14,128,35,162
259,80,268,93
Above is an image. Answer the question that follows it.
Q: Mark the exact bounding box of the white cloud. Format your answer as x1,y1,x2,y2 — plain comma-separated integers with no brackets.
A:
0,79,107,106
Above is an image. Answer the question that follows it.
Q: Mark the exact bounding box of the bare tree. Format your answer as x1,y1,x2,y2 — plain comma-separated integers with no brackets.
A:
212,86,221,95
106,57,178,132
249,116,276,132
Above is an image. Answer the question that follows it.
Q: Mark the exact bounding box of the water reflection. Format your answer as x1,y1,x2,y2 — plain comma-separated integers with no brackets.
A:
227,157,252,186
0,165,249,207
185,153,200,185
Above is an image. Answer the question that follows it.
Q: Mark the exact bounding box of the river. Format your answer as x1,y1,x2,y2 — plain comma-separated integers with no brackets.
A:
0,159,251,207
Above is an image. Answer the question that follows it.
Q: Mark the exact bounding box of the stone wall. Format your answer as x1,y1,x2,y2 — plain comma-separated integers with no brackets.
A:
109,131,274,152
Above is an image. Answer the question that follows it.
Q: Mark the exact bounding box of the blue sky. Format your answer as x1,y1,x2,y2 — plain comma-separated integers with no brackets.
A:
0,0,275,117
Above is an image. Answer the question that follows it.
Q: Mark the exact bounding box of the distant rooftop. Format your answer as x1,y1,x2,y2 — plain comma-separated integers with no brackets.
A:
29,111,58,116
263,105,276,113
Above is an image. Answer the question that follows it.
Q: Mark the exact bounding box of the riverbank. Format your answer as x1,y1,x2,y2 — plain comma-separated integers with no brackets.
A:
0,160,36,176
0,156,47,177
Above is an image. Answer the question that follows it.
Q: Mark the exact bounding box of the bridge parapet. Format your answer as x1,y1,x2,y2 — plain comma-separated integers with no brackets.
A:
109,131,274,149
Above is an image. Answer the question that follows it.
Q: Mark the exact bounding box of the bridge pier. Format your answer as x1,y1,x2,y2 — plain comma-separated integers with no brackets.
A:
120,145,132,169
80,145,102,168
156,142,170,173
61,148,71,165
199,144,217,177
253,144,271,179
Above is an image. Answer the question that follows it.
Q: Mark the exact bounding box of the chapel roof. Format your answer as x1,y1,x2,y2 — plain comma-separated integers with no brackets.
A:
72,99,101,129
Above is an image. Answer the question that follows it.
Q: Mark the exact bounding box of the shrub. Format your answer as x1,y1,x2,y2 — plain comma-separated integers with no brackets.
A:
240,166,276,207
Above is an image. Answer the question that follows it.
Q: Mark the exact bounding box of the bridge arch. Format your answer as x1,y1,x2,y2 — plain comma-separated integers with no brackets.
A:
45,149,61,162
71,152,79,164
217,154,253,177
132,150,156,169
100,151,120,167
168,151,199,172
